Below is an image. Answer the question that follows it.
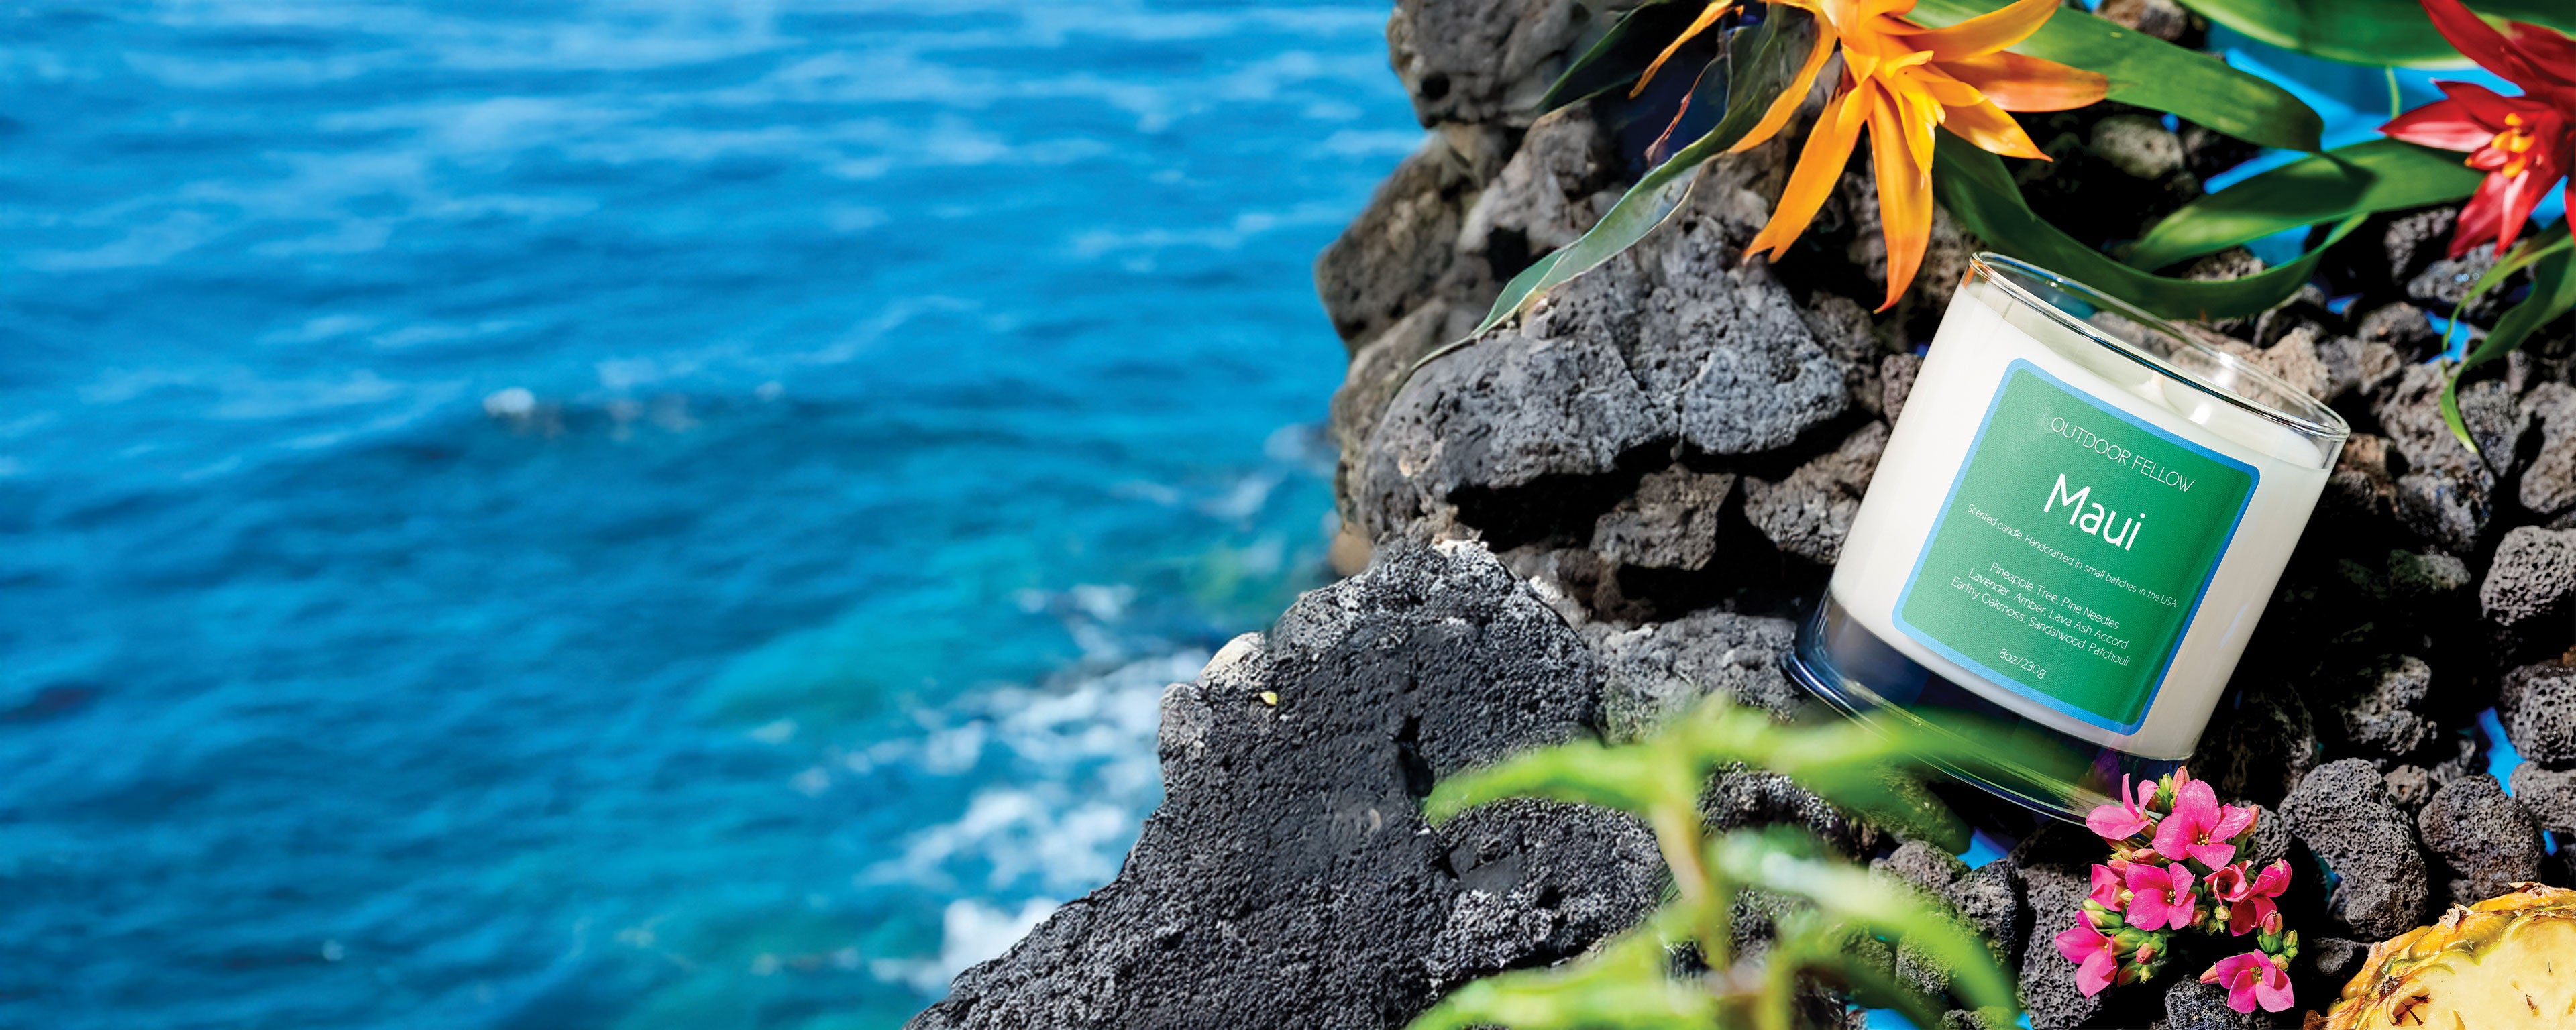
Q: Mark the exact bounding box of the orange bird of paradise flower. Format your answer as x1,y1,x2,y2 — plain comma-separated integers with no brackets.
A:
1634,0,2108,310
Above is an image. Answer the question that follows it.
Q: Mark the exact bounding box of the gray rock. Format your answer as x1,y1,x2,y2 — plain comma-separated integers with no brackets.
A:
2323,433,2399,522
1357,325,1664,538
2418,773,2545,905
2237,801,2293,871
1387,0,1585,129
912,541,1658,1030
2482,527,2576,649
2458,377,2530,477
1660,263,1851,456
1941,1008,2019,1030
2163,976,2272,1030
1596,609,1802,737
2386,549,2473,600
1838,169,1979,327
1874,839,1968,893
2320,654,2438,757
1330,301,1482,520
1803,291,1888,416
1742,421,1890,565
2408,247,2507,323
1315,137,1485,346
1591,465,1736,571
1943,860,2026,970
2508,764,2576,834
1882,351,1923,422
2376,362,2485,479
2306,937,2368,985
2384,764,2434,812
2016,863,2106,1029
2354,302,2442,364
2497,661,2576,765
2394,469,2492,555
1703,770,1882,858
2280,758,2431,939
2186,679,2318,807
2522,382,2576,520
1457,105,1617,261
2375,211,2460,297
2254,325,2335,402
2092,114,2186,180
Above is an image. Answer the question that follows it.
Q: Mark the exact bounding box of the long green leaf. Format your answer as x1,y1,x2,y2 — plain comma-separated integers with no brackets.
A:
1539,0,1696,112
2441,227,2576,449
1911,0,2322,151
2449,223,2575,327
2176,0,2576,68
1421,738,1683,823
1405,919,1717,1030
1711,828,2019,1014
1933,133,2365,320
1458,5,1818,342
2124,139,2485,271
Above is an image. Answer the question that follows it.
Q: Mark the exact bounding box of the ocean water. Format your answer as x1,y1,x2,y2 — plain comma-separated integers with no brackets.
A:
0,2,1417,1027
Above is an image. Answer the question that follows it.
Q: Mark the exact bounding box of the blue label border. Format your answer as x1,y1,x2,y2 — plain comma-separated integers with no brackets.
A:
1890,358,2259,734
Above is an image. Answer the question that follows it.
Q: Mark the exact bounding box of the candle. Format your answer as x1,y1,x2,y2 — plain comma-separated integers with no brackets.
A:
1794,254,2348,819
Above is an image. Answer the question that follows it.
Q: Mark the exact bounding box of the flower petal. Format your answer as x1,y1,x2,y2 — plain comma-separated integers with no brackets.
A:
2077,950,2118,996
1729,21,1843,154
1866,83,1935,311
2453,170,2516,258
1632,0,1737,99
1746,87,1867,261
2421,0,2573,93
2504,19,2576,87
1937,51,2106,112
1943,98,2046,159
1886,0,2060,60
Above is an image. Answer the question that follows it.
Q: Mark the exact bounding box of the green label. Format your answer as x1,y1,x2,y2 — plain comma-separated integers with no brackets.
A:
1894,360,2256,732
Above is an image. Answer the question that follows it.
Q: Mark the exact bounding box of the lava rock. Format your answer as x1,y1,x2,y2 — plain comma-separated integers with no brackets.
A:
2306,937,2368,986
1315,137,1485,346
2322,433,2400,523
2279,758,2431,939
1741,421,1890,565
2163,976,2272,1030
2417,773,2545,905
1803,291,1889,416
1458,105,1619,266
1941,1008,2018,1030
1386,0,1585,129
1591,465,1736,571
2320,654,2438,757
2091,113,2186,180
2497,661,2576,765
2353,302,2443,365
1595,609,1802,737
2373,208,2461,296
912,541,1658,1030
2016,863,2108,1029
2407,247,2508,324
1874,839,1969,893
2481,528,2576,655
2508,764,2576,834
1331,301,1483,520
1703,770,1882,858
1882,351,1923,422
2522,382,2576,520
2187,680,2318,807
1943,860,2027,969
2097,0,2203,42
2254,325,2336,402
2457,377,2530,477
2383,764,2434,812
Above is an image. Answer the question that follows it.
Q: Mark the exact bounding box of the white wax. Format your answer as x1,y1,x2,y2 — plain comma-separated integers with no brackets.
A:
1833,279,2332,758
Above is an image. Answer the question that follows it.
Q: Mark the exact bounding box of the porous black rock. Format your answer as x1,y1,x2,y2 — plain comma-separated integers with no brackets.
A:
1703,770,1882,858
2163,976,2273,1030
910,542,1660,1030
2279,758,2431,939
2015,864,2109,1029
2520,382,2576,521
1881,351,1923,422
1314,137,1486,347
2318,654,2438,758
2417,773,2544,905
2496,661,2576,765
2186,681,2317,807
2508,764,2576,834
1595,610,1803,737
1590,465,1736,572
1943,860,2026,970
1741,421,1890,565
1385,0,1584,129
1874,839,1969,893
2481,528,2576,659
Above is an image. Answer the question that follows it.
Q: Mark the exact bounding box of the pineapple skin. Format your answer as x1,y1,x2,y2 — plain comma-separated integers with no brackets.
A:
2306,883,2576,1029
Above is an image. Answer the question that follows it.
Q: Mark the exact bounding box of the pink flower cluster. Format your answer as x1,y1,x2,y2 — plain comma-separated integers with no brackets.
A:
2052,768,2303,1015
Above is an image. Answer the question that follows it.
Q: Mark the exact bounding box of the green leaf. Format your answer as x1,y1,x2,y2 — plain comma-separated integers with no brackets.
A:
2441,225,2576,449
1933,133,2366,321
1711,828,2019,1015
1405,919,1717,1030
1910,0,2322,151
1539,0,1697,112
2449,223,2575,328
2125,140,2484,271
2174,0,2576,68
1456,5,1819,342
1421,737,1683,823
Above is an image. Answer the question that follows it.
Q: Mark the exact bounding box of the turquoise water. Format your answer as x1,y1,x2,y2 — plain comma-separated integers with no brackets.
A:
0,3,1413,1027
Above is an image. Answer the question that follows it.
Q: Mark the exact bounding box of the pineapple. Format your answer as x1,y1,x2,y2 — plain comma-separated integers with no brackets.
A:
2307,884,2576,1029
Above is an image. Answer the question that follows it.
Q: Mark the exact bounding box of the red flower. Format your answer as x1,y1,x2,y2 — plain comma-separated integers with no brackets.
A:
2380,0,2576,258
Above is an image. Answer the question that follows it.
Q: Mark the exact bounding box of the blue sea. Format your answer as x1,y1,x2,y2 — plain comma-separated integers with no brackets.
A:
0,3,1417,1027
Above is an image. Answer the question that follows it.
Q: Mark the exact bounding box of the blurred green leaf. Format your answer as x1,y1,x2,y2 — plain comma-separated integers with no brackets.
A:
1910,0,2323,151
1933,133,2365,320
1423,737,1684,823
1406,921,1717,1030
2173,0,2576,68
2124,140,2483,271
1711,828,2019,1014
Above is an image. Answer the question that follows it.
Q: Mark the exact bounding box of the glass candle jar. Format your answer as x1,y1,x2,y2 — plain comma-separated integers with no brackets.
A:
1789,253,2350,821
